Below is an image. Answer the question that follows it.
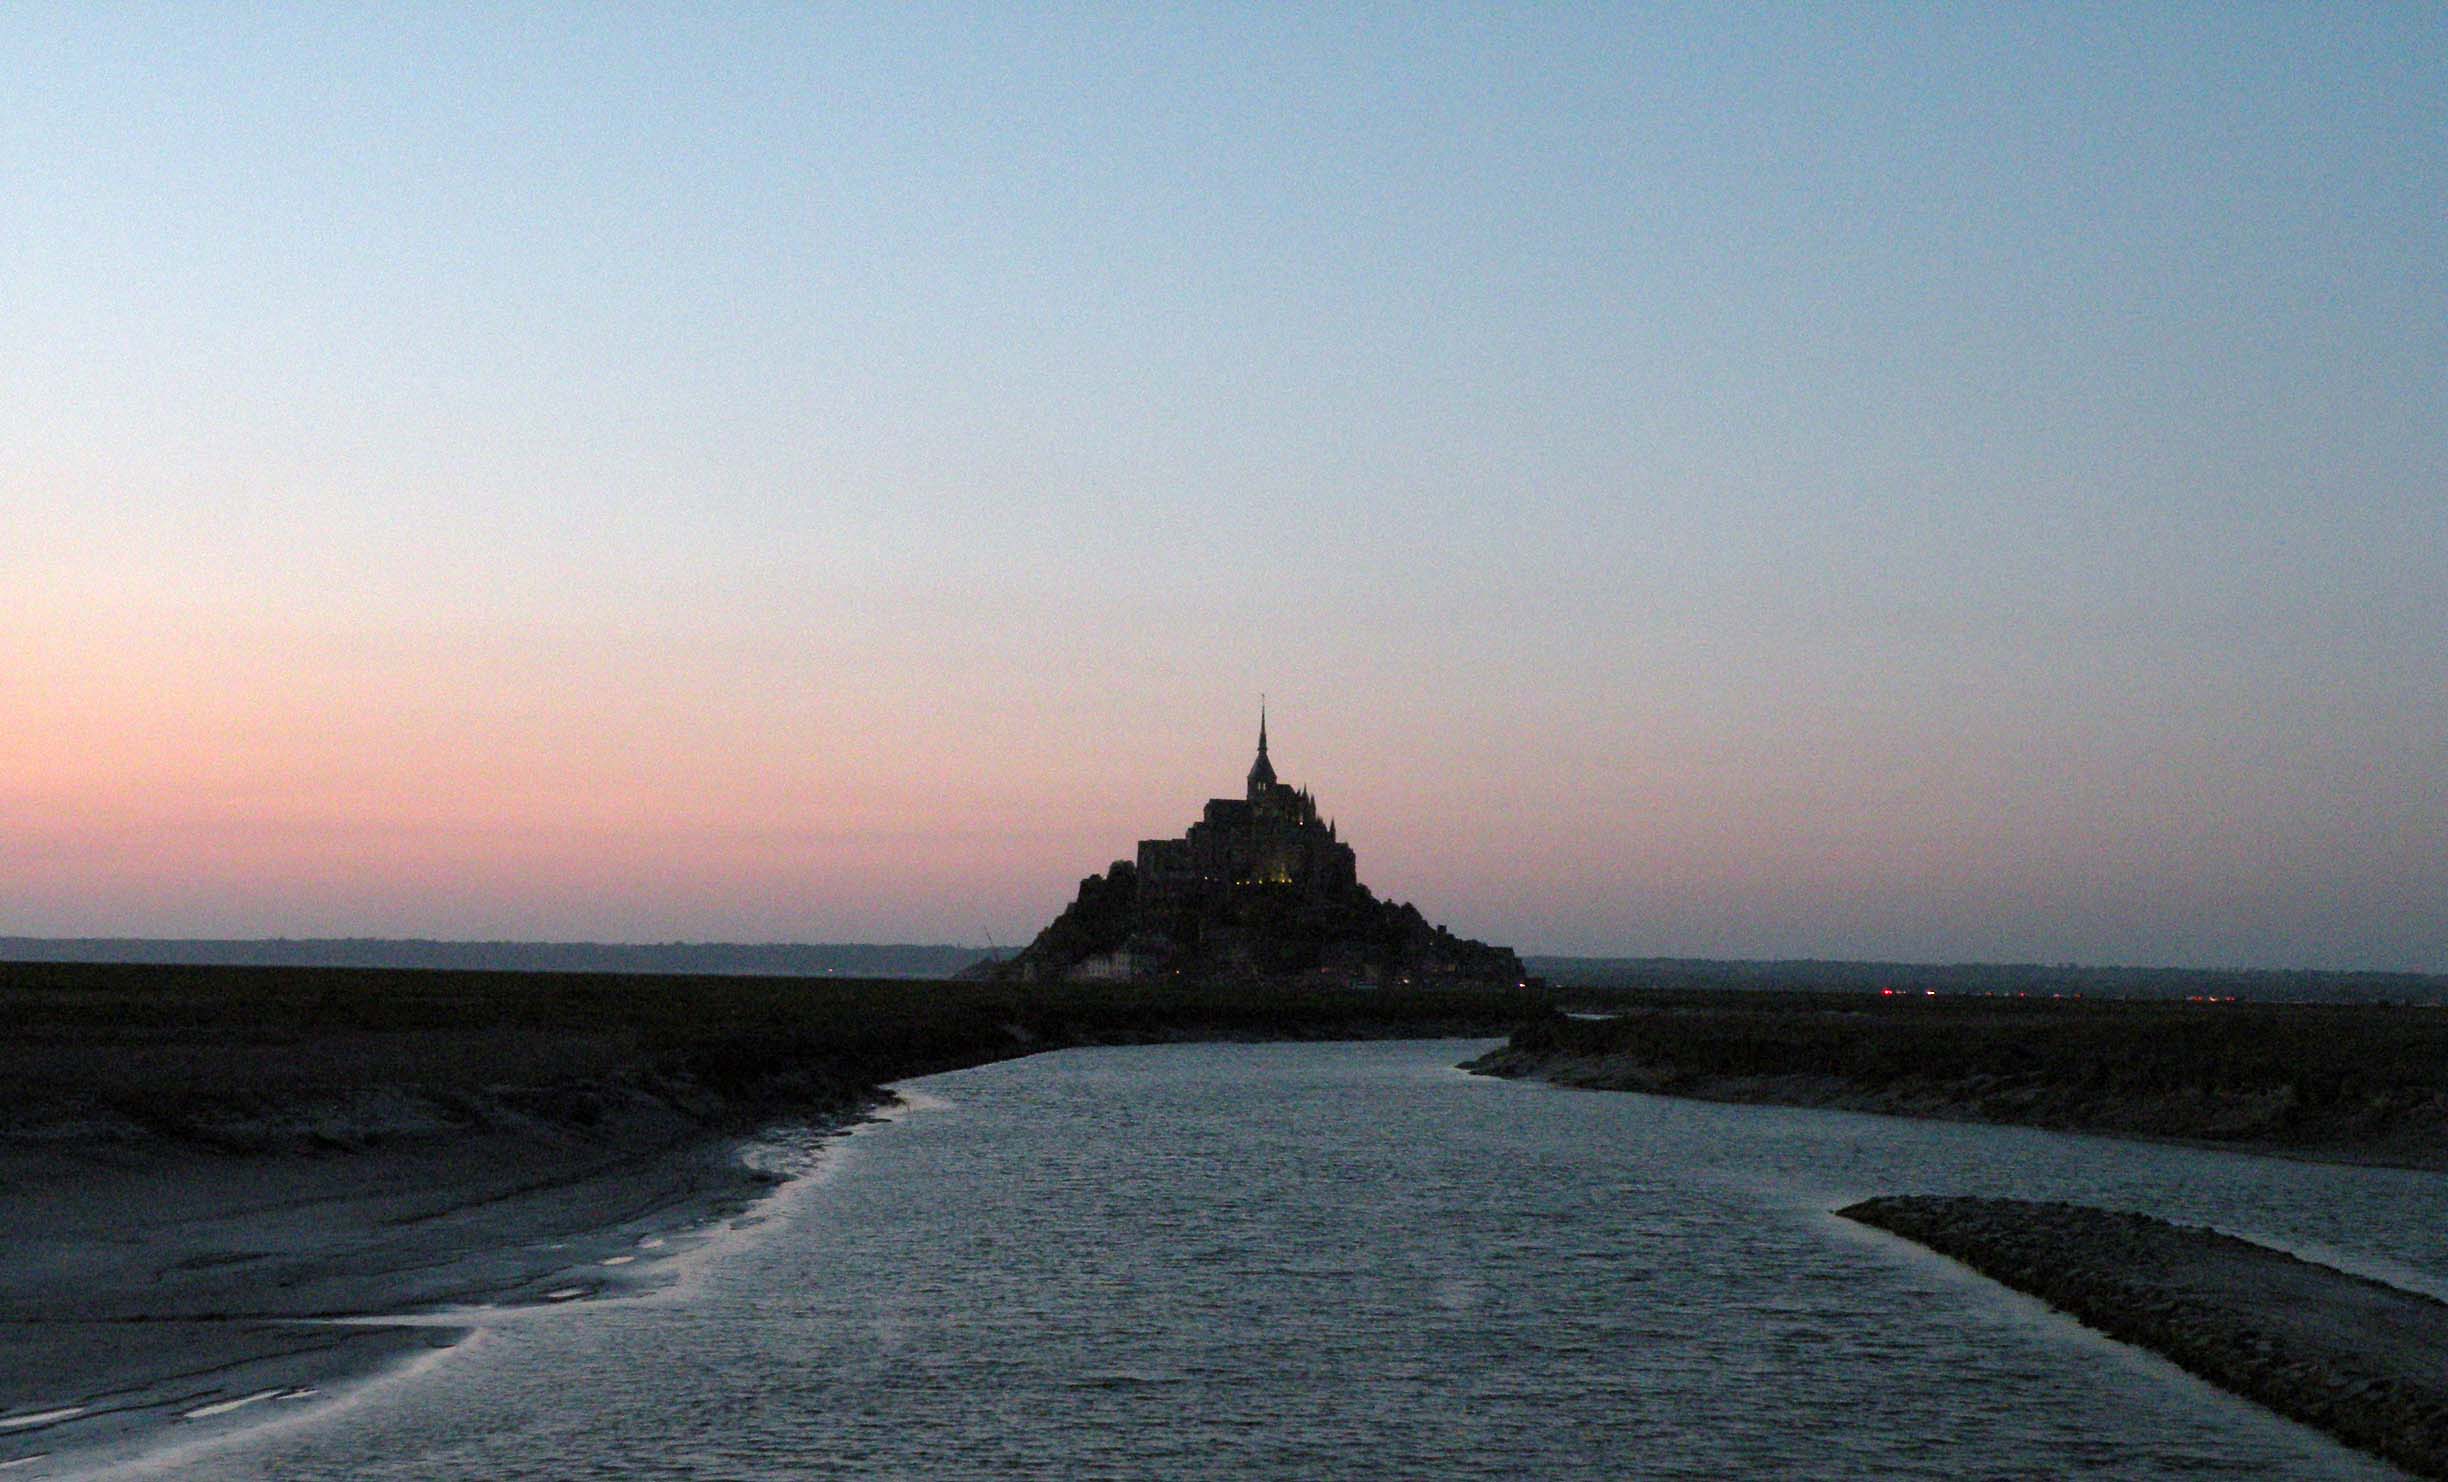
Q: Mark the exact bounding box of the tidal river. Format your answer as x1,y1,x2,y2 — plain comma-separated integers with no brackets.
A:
166,1040,2445,1479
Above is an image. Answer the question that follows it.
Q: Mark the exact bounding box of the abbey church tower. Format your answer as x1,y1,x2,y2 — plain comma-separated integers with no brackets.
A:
1136,710,1356,898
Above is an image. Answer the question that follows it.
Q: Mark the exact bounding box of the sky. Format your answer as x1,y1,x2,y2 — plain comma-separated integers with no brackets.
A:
4,5,2443,971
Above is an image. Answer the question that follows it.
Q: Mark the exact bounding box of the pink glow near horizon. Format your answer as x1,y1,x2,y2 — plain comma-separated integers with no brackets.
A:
10,588,2438,970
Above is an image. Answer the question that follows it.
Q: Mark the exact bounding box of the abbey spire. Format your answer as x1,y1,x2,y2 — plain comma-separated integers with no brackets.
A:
1246,701,1276,794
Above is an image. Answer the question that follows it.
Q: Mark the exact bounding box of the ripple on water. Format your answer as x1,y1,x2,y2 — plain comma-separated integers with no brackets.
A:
182,1040,2433,1481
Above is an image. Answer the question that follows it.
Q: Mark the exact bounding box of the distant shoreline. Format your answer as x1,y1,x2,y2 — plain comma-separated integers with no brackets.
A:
0,936,993,980
6,940,2439,1004
1522,956,2448,1006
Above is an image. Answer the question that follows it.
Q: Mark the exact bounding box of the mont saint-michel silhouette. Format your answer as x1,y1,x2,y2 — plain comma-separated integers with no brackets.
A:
994,713,1523,986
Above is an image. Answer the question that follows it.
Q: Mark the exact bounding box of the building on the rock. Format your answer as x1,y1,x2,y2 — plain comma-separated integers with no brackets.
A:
1134,709,1358,902
992,709,1526,987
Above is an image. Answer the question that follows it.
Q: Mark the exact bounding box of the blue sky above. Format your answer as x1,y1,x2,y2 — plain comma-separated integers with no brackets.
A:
4,5,2442,968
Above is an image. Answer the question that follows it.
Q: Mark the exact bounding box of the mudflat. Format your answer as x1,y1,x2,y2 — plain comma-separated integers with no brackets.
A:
1840,1195,2448,1480
0,1102,798,1474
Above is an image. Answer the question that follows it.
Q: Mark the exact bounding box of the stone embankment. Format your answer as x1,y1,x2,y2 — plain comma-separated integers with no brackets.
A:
1839,1196,2448,1479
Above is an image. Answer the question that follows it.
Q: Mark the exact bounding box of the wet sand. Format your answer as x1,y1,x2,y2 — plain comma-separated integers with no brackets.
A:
0,1108,832,1476
1839,1196,2448,1479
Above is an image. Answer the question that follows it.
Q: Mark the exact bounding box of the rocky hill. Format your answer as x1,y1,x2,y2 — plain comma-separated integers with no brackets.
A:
997,859,1523,986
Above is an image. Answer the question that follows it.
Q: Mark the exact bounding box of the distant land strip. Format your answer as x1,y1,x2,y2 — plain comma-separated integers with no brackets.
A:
5,940,2442,1005
1521,957,2448,1006
1466,990,2448,1171
1838,1197,2448,1479
0,937,992,979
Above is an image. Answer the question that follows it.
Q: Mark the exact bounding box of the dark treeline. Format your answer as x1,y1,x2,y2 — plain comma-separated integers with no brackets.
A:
0,960,1540,1145
1472,990,2448,1168
1525,956,2448,1006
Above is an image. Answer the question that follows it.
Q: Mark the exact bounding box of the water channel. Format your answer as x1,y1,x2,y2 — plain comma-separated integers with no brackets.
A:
169,1039,2445,1479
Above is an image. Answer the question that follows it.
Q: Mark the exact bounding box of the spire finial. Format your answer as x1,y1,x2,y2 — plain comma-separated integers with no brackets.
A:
1258,694,1268,756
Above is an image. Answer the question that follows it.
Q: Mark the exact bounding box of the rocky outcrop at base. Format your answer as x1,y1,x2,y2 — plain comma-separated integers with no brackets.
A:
999,858,1524,986
1838,1196,2448,1479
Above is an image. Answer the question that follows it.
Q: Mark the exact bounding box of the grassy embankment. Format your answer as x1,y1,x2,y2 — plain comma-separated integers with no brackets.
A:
0,960,1540,1148
1468,988,2448,1169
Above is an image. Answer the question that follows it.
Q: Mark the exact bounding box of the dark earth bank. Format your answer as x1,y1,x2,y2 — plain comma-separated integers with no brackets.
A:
1468,991,2448,1171
0,960,1544,1152
1839,1196,2448,1479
